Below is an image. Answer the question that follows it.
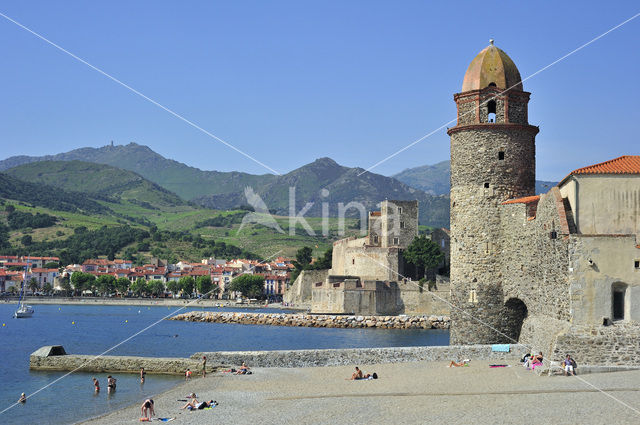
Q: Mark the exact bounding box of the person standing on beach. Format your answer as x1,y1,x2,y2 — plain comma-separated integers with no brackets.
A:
92,378,100,393
202,356,207,378
141,398,154,420
140,367,146,384
185,368,192,380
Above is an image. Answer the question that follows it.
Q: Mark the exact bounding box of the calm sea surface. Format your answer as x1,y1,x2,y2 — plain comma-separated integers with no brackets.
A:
0,303,449,424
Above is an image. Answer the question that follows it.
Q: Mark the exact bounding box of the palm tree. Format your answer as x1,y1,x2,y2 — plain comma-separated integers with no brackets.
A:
28,278,39,295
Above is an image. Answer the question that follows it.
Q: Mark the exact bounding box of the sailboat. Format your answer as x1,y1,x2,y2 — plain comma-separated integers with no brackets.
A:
14,266,34,318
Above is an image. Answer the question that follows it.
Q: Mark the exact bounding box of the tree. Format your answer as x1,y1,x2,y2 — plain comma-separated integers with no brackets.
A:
196,275,213,298
131,278,147,297
291,246,314,283
28,278,39,294
310,247,332,270
43,261,59,269
60,277,72,296
43,282,53,295
179,276,195,297
147,280,165,297
403,235,445,281
96,275,116,296
21,235,33,246
115,277,130,296
71,272,96,296
295,246,313,268
166,280,181,298
230,274,265,298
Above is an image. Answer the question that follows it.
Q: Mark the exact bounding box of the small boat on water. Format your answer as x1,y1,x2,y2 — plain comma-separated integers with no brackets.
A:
15,303,34,318
14,268,34,318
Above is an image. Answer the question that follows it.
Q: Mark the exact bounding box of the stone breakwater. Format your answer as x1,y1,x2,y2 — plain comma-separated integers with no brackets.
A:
169,311,450,329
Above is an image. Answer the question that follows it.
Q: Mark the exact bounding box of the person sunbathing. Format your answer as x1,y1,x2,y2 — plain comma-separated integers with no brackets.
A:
235,362,251,374
349,367,364,380
182,398,216,410
448,359,470,367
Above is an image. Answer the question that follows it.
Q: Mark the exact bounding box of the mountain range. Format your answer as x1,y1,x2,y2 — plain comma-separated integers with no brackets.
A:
0,144,450,227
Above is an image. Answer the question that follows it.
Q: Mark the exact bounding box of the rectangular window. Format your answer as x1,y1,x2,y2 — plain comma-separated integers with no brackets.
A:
393,237,399,245
373,235,379,244
400,221,405,229
635,260,640,269
498,151,505,160
398,207,403,214
484,182,490,189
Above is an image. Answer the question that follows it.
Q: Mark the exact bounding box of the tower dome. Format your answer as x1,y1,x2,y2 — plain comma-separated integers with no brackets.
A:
461,40,523,92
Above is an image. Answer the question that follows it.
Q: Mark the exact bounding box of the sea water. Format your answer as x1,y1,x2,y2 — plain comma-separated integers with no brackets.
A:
0,303,449,424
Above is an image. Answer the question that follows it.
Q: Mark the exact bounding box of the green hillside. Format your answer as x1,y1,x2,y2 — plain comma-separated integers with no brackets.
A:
0,143,275,200
0,144,450,227
6,160,187,209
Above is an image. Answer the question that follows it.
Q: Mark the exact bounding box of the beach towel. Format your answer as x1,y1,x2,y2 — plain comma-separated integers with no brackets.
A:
152,419,175,422
489,364,510,368
491,344,510,352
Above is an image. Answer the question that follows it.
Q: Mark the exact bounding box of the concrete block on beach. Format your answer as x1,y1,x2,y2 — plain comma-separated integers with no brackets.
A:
30,346,203,375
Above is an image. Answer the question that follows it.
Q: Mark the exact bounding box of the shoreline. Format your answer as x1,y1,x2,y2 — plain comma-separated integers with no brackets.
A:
77,359,640,425
2,296,307,310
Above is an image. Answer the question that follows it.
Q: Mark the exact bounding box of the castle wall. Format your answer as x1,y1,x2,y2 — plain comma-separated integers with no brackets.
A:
567,234,640,324
499,189,571,322
311,280,400,315
560,175,640,238
283,269,329,306
330,241,402,281
396,280,451,315
380,200,419,248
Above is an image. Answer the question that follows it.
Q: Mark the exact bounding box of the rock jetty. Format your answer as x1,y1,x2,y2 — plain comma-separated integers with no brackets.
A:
170,311,450,329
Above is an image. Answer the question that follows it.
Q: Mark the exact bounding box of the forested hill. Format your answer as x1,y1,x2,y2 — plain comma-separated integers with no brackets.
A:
0,143,274,201
5,160,187,209
0,173,109,214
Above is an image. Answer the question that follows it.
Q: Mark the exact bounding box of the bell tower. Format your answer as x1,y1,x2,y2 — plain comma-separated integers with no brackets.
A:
447,41,538,344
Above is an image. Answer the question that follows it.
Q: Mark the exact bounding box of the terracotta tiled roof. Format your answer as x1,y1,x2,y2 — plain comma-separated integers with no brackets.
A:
559,155,640,186
502,195,540,205
370,211,381,217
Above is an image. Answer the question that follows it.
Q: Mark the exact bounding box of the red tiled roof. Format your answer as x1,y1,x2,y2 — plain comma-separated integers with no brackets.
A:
559,155,640,185
370,211,381,217
502,195,540,205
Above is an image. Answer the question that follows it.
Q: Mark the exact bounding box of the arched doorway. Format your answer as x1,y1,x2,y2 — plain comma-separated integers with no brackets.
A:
502,298,528,342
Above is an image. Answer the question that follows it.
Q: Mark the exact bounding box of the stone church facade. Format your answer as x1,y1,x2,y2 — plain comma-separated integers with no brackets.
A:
449,41,640,363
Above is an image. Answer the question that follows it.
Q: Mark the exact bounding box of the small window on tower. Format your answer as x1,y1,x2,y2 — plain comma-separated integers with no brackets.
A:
484,182,490,189
393,237,400,245
398,207,403,214
352,258,355,265
498,151,505,160
635,260,640,269
400,221,405,229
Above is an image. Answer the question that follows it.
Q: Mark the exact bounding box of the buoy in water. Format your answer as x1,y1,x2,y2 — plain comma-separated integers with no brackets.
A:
125,320,128,323
72,321,75,325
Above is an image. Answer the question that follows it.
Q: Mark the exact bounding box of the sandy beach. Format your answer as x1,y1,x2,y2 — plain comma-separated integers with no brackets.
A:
81,359,640,425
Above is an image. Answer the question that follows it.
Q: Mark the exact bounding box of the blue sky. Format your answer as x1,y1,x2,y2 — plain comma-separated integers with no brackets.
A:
0,1,638,181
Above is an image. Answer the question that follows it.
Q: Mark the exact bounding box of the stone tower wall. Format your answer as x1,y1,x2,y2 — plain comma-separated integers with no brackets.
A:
448,91,538,344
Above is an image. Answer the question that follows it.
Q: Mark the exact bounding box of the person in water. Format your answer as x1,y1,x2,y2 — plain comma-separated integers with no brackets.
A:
18,393,26,403
92,378,100,393
140,367,146,384
107,375,117,392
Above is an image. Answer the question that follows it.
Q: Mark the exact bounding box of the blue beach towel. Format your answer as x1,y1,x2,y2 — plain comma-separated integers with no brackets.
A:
492,344,510,352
